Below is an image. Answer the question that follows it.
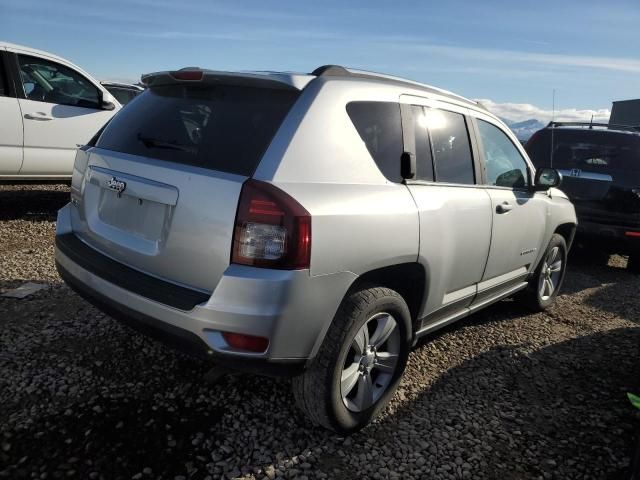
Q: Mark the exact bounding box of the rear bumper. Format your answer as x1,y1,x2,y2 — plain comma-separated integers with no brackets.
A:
54,204,355,375
55,259,305,376
576,220,640,253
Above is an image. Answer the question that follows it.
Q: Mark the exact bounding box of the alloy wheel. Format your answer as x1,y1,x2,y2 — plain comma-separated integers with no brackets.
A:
340,312,401,412
538,246,563,301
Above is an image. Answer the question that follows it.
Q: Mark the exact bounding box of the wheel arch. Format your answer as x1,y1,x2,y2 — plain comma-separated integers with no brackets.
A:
345,263,427,329
554,222,577,250
306,262,427,362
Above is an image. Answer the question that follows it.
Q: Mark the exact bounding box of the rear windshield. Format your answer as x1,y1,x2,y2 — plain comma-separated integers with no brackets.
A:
96,84,299,176
526,129,640,172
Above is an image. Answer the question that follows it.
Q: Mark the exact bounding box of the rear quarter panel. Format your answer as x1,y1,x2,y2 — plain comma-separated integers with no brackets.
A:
254,78,420,278
270,182,419,277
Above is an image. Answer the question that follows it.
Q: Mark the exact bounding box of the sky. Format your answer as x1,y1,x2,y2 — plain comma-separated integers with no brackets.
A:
2,0,639,123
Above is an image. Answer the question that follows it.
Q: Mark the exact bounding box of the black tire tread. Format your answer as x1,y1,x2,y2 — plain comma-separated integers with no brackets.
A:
292,287,404,431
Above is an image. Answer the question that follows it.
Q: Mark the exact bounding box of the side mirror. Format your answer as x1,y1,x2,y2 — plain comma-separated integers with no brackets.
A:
401,151,416,180
101,99,116,111
99,90,116,111
533,167,562,191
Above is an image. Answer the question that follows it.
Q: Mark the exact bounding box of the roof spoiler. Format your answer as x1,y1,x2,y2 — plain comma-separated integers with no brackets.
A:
140,68,300,91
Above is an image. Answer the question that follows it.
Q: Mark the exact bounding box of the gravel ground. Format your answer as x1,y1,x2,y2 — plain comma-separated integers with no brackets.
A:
1,184,639,480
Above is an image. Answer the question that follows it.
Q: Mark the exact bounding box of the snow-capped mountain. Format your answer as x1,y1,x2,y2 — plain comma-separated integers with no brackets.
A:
501,118,546,142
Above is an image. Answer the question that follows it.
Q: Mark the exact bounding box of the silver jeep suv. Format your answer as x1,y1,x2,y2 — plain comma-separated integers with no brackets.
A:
55,65,577,433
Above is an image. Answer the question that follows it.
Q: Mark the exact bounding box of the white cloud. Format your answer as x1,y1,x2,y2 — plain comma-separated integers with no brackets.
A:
476,99,611,124
376,41,640,74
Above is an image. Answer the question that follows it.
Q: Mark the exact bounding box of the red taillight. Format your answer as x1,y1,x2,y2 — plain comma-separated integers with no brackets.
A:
625,231,640,237
231,179,311,269
169,70,204,81
222,332,269,353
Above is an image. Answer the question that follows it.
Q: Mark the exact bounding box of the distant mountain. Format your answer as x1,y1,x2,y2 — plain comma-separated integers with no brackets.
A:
500,118,546,142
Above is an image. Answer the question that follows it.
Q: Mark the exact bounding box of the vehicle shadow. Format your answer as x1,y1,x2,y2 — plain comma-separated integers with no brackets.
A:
0,185,69,221
1,283,639,479
560,249,630,296
370,326,640,480
584,282,640,324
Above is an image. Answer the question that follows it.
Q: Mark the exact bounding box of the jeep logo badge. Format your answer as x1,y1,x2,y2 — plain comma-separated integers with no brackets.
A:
569,168,581,177
106,177,127,196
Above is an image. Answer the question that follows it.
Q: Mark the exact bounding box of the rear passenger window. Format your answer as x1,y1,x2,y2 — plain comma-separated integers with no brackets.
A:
411,105,434,181
426,109,475,184
347,102,404,182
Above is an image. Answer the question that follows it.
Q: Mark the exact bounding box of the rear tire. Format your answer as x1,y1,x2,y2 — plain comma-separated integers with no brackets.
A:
292,287,411,434
520,234,568,312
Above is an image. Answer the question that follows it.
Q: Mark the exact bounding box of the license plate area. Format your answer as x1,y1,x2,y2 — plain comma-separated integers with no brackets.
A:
98,189,167,241
83,166,179,255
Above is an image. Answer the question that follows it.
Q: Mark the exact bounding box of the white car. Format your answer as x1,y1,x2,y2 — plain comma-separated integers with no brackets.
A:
0,42,121,180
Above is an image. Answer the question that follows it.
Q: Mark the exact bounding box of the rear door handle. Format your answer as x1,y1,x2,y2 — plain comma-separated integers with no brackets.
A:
24,112,54,121
496,202,513,214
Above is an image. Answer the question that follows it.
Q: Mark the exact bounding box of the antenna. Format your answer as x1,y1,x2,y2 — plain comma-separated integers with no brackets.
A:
589,114,594,129
550,89,556,168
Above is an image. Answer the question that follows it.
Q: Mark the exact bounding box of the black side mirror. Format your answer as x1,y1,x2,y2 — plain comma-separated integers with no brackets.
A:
533,167,562,191
401,151,416,179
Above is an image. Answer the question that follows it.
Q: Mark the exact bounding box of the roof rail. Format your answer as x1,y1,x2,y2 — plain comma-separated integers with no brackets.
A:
547,121,640,132
309,64,478,109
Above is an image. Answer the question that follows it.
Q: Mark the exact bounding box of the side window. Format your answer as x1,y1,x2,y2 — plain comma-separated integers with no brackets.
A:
17,55,101,109
477,119,529,188
0,56,6,96
347,101,404,182
425,109,475,184
411,105,434,181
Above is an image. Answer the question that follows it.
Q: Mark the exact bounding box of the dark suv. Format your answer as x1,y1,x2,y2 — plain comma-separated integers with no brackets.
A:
526,122,640,272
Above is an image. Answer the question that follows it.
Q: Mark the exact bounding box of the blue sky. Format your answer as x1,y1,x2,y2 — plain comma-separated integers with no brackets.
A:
2,0,639,121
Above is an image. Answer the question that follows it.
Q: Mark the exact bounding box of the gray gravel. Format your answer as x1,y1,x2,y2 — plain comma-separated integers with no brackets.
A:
1,184,639,480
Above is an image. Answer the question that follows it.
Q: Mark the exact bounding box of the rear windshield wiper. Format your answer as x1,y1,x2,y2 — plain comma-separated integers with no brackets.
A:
137,134,196,154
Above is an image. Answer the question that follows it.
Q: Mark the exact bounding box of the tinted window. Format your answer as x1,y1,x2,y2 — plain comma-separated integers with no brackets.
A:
347,102,404,182
0,56,6,96
96,84,298,176
526,129,640,172
477,119,529,188
425,109,475,184
17,55,100,108
411,105,434,181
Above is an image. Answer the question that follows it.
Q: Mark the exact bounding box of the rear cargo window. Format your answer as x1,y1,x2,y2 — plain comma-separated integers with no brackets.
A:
526,130,640,172
96,85,299,176
347,101,404,182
